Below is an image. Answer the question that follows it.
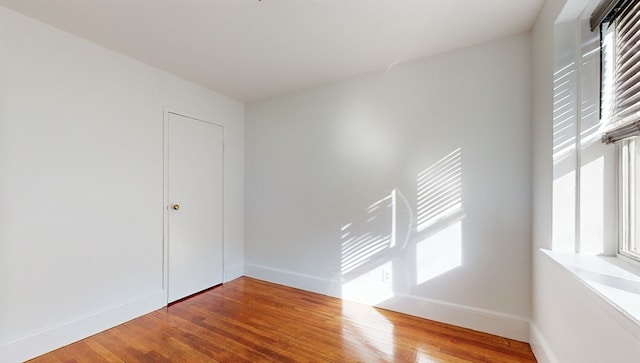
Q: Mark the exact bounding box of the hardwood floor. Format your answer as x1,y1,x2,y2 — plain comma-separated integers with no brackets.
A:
29,277,536,362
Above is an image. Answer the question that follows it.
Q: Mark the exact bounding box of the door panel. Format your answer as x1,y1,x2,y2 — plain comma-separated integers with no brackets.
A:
167,113,223,303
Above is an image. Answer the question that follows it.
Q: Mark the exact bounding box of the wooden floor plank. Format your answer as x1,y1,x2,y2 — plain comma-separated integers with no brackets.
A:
28,277,536,362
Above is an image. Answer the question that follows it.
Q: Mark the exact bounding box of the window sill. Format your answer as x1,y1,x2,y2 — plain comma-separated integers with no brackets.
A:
541,249,640,331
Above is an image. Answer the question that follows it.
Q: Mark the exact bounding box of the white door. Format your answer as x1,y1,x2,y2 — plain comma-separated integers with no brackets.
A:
167,112,223,303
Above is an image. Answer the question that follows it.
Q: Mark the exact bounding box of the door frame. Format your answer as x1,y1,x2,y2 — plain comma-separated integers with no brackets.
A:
163,108,225,304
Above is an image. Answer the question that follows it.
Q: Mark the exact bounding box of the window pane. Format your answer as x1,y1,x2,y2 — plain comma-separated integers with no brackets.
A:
621,137,640,260
632,138,640,256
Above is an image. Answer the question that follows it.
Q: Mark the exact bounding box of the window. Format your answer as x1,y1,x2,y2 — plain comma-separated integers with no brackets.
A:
595,0,640,261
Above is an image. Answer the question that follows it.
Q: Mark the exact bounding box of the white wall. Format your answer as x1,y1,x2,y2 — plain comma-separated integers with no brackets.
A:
245,33,533,341
530,0,640,361
0,7,244,362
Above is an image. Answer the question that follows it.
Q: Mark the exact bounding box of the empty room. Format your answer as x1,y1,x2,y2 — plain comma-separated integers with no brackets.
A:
1,0,639,362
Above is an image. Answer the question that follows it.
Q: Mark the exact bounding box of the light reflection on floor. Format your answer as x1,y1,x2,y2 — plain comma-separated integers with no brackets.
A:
341,301,397,360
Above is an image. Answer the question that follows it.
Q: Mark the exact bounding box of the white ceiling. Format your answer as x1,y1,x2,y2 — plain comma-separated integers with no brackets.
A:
0,0,544,102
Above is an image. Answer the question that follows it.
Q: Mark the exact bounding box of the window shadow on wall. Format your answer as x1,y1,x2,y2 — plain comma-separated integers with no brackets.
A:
339,148,464,306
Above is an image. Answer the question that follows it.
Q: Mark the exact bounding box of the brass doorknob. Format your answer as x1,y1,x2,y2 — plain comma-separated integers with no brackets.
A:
172,204,180,210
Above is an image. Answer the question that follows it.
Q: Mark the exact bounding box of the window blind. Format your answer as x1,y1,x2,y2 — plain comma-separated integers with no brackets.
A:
590,0,632,30
599,0,640,144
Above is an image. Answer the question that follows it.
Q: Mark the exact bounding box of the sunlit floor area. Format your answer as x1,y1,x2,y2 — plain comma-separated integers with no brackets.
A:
29,277,536,362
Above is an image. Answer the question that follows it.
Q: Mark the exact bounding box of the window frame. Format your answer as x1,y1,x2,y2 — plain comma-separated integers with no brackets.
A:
619,138,640,261
597,0,640,262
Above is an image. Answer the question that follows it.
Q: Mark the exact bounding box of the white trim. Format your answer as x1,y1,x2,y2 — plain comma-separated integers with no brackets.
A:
244,263,343,297
244,263,530,342
573,10,583,255
163,107,170,298
378,293,530,342
164,108,226,129
619,138,640,263
529,322,560,363
0,291,165,363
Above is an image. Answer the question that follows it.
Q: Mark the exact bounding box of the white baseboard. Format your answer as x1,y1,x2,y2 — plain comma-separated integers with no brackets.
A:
529,322,559,363
378,293,530,342
244,263,343,297
224,264,244,283
244,263,530,342
0,290,166,363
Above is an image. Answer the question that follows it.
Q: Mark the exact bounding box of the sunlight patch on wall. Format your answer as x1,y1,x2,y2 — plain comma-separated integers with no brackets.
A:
417,148,462,232
415,148,463,284
552,24,579,252
416,220,462,285
340,189,413,305
553,61,577,164
341,192,395,275
340,148,465,299
339,192,396,305
551,18,612,255
342,261,394,305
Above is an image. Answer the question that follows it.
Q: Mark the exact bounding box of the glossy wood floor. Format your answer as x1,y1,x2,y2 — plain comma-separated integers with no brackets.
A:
29,277,536,362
